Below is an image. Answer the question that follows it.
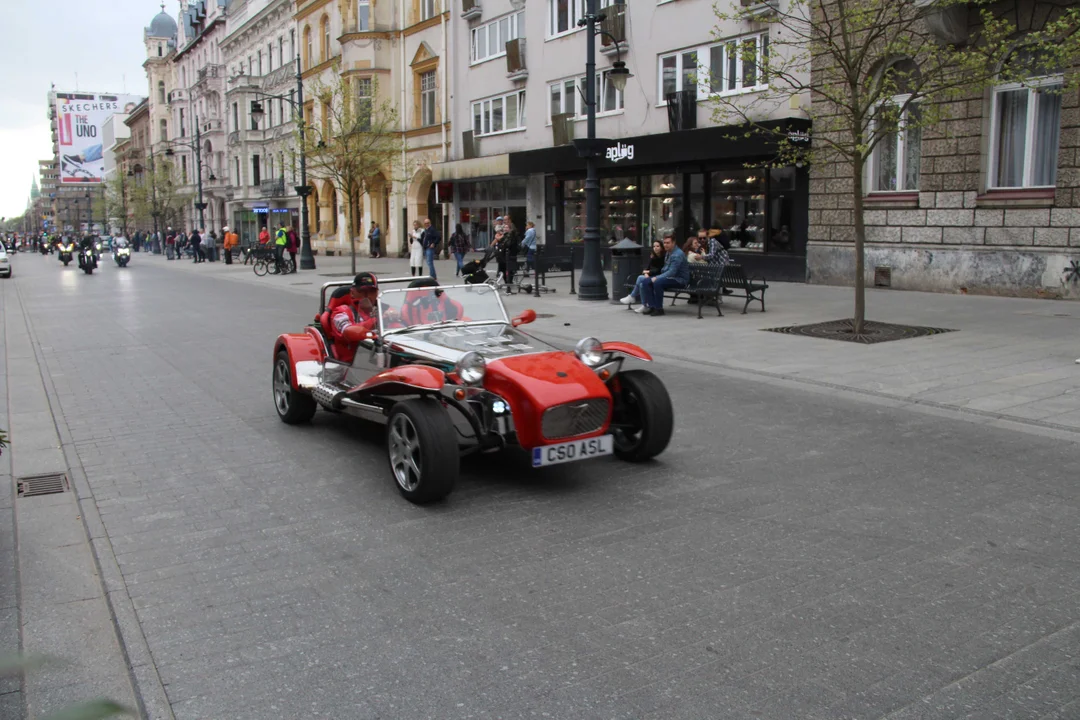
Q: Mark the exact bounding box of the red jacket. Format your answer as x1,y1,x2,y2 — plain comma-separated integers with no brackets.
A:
401,292,466,326
329,301,376,363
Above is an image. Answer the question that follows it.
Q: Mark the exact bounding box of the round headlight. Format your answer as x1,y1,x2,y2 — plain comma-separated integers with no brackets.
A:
575,337,604,367
456,351,486,385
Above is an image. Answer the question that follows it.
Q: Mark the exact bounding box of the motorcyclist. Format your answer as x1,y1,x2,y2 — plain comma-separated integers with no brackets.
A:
77,234,98,268
328,272,400,363
400,277,467,326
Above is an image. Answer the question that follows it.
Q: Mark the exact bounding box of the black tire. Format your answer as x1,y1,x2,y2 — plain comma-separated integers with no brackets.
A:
83,265,93,275
62,260,70,266
273,350,317,424
386,398,458,504
253,260,269,277
610,369,674,462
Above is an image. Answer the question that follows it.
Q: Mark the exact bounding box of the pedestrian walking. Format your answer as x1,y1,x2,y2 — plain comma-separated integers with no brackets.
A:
205,230,218,262
422,217,440,280
223,226,237,264
409,220,424,276
368,221,381,258
165,228,175,259
522,221,537,276
450,223,469,276
286,225,299,273
191,228,204,263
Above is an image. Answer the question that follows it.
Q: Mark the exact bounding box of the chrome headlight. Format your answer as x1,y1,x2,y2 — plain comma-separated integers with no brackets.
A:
456,351,486,385
575,337,604,367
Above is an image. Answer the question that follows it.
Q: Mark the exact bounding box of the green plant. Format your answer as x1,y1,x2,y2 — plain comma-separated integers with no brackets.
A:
1,653,133,720
0,428,7,456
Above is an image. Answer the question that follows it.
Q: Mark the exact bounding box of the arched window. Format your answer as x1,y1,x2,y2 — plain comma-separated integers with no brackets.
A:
304,25,312,68
157,81,165,104
159,118,168,143
989,47,1063,189
321,16,330,62
868,58,921,193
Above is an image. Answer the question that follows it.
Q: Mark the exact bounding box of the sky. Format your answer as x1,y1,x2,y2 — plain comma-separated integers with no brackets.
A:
0,0,156,221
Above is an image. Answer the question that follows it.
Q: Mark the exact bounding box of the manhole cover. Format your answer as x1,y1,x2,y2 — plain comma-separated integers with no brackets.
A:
17,473,69,498
762,319,956,345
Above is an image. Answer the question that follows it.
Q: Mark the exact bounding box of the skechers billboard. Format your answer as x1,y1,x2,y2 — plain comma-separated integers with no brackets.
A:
54,92,142,184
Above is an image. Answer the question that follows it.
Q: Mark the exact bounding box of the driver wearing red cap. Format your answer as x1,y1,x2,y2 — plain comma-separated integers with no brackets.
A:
329,272,391,362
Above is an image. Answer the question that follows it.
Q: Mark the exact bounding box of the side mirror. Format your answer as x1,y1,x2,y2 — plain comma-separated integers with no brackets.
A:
512,309,537,327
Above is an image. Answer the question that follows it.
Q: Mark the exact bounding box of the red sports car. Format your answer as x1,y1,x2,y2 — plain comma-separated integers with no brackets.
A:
272,277,674,503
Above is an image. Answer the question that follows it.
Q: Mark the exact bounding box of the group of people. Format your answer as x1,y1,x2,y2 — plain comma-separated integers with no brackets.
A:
407,217,443,279
620,226,732,316
257,224,300,273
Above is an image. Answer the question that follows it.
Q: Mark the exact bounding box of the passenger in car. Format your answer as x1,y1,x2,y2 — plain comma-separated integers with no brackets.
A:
400,278,467,326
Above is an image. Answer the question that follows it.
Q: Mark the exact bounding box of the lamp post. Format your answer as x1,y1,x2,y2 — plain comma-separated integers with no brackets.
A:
164,119,214,231
85,190,92,235
247,54,314,270
574,0,631,301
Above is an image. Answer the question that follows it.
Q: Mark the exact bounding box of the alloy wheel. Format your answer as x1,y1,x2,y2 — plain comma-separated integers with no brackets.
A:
388,414,422,492
273,359,291,415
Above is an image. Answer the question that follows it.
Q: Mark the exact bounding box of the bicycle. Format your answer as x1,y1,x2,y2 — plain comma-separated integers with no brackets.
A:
252,251,295,276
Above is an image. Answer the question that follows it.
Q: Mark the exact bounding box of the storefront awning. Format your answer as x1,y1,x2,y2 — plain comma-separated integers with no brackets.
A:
432,154,510,182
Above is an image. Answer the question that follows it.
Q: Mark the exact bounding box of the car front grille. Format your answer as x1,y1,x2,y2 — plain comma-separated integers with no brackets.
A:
541,398,610,440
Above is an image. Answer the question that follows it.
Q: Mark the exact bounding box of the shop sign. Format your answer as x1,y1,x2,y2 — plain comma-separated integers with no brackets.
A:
787,129,811,147
605,142,635,164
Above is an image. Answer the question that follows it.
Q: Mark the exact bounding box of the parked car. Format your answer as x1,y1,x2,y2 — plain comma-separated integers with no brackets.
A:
0,247,11,278
271,276,674,503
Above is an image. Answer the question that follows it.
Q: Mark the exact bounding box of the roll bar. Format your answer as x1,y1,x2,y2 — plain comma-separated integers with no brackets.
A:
319,275,434,313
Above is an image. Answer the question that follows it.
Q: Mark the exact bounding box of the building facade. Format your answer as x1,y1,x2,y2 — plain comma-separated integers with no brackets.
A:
295,0,451,257
433,0,811,280
171,0,232,233
807,0,1080,298
222,0,301,245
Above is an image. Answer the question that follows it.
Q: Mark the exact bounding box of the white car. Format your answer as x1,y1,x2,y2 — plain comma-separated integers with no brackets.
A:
0,248,11,278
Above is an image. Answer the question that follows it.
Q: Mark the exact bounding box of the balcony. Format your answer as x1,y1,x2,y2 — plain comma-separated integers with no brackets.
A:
259,178,286,198
201,118,223,134
600,5,627,56
169,88,186,103
739,0,777,17
505,38,527,82
194,64,225,88
460,0,481,21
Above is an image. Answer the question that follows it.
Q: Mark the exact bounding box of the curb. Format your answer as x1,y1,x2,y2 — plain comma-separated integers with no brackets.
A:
12,281,174,720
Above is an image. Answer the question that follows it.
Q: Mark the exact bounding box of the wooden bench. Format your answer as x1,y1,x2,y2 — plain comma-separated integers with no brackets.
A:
721,264,768,313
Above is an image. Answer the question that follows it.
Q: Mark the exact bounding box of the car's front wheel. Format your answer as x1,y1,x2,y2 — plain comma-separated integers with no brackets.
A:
610,369,674,462
387,398,458,504
273,350,317,424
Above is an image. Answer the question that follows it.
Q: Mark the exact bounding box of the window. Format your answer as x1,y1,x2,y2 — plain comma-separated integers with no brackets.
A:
355,77,373,130
472,90,526,136
471,11,524,64
660,32,769,104
990,77,1063,189
321,16,331,62
232,102,238,131
420,0,438,21
234,157,240,185
252,154,261,186
357,0,370,30
548,0,583,36
157,81,165,104
304,25,312,68
869,60,922,192
179,108,186,137
159,119,168,143
420,70,437,126
181,155,188,183
278,37,284,66
548,71,624,120
258,50,263,76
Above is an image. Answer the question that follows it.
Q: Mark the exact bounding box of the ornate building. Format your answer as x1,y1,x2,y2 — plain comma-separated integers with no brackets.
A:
222,0,301,245
295,0,451,256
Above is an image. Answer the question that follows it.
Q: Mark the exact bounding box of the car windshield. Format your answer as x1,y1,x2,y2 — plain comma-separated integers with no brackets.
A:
378,284,509,334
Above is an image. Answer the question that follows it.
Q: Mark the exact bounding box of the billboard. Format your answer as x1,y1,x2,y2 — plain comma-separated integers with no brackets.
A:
54,92,142,184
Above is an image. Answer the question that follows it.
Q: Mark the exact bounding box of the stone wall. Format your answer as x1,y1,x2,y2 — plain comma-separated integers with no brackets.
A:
807,0,1080,298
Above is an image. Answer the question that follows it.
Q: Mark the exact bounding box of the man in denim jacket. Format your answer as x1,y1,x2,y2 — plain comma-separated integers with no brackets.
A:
639,231,689,316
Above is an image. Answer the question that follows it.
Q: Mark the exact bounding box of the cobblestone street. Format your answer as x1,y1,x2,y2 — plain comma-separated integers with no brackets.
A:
4,253,1080,719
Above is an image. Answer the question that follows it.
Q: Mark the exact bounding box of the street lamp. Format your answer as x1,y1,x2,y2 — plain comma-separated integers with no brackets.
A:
163,119,212,231
84,190,91,235
239,54,315,270
574,0,631,301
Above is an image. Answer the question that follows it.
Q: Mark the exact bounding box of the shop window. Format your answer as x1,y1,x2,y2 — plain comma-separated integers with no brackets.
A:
471,11,524,65
548,71,624,122
769,168,796,253
711,169,765,251
989,52,1062,189
473,90,526,136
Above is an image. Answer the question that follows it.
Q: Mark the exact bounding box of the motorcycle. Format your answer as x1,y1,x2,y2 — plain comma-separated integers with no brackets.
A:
114,246,131,267
58,243,75,266
78,246,98,275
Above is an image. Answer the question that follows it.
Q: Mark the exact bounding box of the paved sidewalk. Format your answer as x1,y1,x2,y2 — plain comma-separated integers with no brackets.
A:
151,251,1080,437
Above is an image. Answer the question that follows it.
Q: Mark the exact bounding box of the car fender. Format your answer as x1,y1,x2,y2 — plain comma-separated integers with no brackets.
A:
600,341,653,362
351,365,446,397
275,332,325,390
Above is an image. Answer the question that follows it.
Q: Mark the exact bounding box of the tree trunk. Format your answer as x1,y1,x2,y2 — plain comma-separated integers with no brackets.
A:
347,187,357,276
851,157,867,335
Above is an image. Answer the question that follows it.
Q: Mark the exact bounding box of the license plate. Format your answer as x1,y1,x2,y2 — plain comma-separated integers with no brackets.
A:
532,435,613,467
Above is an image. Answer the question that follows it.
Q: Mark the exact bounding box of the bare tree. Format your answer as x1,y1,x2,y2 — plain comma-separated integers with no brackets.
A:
298,70,404,275
711,0,1080,334
130,160,189,232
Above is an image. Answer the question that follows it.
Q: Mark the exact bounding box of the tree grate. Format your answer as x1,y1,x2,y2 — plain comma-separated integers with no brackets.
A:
17,473,70,498
762,319,957,345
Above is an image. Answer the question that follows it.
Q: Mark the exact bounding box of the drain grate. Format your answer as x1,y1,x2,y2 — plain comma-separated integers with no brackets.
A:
17,473,69,498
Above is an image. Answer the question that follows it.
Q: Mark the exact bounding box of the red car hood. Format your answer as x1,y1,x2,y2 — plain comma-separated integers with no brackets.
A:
484,351,611,447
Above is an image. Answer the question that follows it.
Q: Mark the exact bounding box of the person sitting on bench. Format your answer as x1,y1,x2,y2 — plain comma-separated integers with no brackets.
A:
639,231,689,317
619,239,666,309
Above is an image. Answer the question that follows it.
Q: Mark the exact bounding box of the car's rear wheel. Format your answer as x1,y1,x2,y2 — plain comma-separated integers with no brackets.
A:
273,350,317,424
387,398,458,504
610,369,674,462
